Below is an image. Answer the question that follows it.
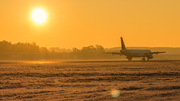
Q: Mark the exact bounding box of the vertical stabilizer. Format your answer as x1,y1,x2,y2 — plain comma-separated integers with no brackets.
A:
121,37,126,50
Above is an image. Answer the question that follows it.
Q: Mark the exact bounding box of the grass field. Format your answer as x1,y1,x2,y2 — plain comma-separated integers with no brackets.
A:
0,60,180,101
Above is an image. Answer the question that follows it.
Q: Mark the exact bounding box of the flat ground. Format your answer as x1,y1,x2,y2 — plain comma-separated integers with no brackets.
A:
0,60,180,101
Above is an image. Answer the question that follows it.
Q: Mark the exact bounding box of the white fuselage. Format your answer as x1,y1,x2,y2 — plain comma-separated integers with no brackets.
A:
120,49,152,57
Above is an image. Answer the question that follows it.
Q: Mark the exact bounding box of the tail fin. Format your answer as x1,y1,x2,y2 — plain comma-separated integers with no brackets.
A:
121,37,126,50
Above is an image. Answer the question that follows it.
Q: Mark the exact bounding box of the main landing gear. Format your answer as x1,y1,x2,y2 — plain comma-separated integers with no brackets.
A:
142,57,150,61
126,57,150,61
142,57,145,61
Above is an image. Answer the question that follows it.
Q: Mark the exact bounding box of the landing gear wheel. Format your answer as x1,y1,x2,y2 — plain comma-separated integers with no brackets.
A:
147,58,149,61
142,57,145,61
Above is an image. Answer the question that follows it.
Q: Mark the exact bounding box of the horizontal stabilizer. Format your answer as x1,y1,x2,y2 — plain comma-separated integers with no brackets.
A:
105,52,124,55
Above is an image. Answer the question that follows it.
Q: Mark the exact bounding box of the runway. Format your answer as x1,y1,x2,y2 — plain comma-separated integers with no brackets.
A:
0,59,180,64
63,59,180,63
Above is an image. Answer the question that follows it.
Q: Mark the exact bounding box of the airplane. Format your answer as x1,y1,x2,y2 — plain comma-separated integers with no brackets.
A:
106,37,166,61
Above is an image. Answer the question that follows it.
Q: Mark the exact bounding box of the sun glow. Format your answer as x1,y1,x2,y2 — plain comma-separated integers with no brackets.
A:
31,8,47,24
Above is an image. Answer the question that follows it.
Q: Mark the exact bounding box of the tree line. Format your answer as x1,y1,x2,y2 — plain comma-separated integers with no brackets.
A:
0,40,118,60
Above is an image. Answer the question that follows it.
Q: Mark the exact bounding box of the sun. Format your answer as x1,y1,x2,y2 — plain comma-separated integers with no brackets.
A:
31,8,47,24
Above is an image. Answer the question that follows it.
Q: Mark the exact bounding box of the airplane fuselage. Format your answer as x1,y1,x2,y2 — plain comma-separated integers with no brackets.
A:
120,49,153,58
108,37,165,61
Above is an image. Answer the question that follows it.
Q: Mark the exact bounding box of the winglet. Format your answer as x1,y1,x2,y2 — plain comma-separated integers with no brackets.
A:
121,37,126,50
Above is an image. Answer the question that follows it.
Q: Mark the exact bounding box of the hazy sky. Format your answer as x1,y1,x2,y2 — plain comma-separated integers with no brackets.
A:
0,0,180,49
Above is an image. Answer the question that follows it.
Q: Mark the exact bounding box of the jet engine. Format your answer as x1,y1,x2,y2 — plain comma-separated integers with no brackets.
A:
148,55,153,59
126,56,132,61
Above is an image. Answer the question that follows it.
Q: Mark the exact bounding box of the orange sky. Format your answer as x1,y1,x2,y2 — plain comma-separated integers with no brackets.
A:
0,0,180,49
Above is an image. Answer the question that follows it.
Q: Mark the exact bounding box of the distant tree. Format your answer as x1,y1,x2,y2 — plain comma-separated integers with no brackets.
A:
95,45,105,58
72,48,80,58
80,45,97,59
95,45,105,53
40,47,49,59
0,40,12,52
73,48,80,53
0,40,115,59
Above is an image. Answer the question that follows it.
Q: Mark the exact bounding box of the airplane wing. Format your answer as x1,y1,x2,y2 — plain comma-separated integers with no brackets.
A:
105,52,124,55
145,51,166,55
